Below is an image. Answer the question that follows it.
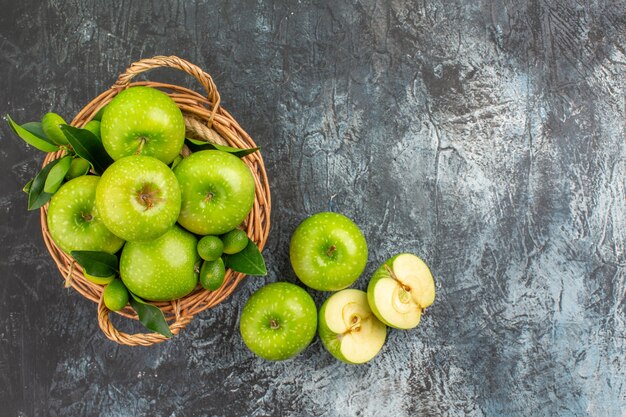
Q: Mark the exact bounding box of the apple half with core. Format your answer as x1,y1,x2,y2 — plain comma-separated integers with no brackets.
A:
290,212,368,291
174,150,255,235
239,282,317,361
119,225,199,301
318,289,386,364
100,86,185,164
367,253,436,329
47,175,124,254
95,155,181,242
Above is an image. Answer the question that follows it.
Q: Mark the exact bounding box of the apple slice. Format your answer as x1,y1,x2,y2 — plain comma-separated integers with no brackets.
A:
367,253,435,329
318,289,387,364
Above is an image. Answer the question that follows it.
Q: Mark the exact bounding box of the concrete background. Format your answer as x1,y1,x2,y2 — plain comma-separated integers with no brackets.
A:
0,1,624,416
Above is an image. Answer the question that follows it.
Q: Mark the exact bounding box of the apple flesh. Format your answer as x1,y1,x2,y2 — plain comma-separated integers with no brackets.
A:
47,175,125,254
367,253,435,329
318,289,386,364
95,155,181,242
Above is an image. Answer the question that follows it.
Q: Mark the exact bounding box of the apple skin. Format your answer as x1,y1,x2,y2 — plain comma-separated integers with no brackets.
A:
100,86,185,164
289,212,368,291
95,155,181,242
174,150,255,235
367,254,435,329
47,175,125,254
119,225,199,301
239,282,317,361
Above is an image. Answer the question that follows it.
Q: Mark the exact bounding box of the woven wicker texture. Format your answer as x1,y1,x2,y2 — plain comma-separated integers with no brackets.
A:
39,56,271,346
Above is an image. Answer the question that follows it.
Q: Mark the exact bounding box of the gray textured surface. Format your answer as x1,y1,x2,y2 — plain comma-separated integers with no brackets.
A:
1,1,625,416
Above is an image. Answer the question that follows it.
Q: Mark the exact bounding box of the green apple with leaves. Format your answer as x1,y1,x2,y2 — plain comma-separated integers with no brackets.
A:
100,86,185,164
95,155,181,242
239,282,317,361
290,212,368,291
47,175,124,254
318,289,387,364
120,225,199,301
174,150,255,235
367,254,436,329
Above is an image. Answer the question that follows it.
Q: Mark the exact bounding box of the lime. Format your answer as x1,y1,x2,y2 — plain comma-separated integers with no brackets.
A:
84,120,101,140
104,279,129,311
199,258,226,291
41,112,69,145
65,158,91,180
221,229,248,254
197,235,223,261
84,272,115,285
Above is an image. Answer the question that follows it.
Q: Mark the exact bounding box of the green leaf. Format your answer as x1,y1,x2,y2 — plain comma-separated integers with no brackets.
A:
223,239,267,276
185,138,259,158
70,251,118,277
60,125,113,174
22,179,33,194
129,293,173,338
170,155,183,170
43,155,72,193
28,158,62,210
6,116,59,153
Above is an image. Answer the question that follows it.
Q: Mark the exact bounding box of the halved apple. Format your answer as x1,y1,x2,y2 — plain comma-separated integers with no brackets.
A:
367,253,435,329
318,289,387,364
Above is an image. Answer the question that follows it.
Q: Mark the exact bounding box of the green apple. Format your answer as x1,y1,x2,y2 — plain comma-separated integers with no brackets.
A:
119,225,199,301
367,253,436,329
239,282,317,361
47,175,124,254
100,86,185,164
174,150,255,235
289,212,368,291
95,155,181,242
318,289,386,364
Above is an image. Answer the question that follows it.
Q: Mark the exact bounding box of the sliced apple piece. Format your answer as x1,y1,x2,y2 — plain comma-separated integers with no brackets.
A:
393,253,436,308
318,289,387,364
367,253,435,329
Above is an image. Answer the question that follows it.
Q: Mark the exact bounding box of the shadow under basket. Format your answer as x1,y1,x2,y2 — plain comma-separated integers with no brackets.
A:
39,56,271,346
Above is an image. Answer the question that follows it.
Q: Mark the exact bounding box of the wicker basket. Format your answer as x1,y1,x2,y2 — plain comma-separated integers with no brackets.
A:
39,56,271,346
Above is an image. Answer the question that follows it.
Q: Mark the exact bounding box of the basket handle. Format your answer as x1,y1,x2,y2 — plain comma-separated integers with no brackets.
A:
97,297,193,346
113,55,221,126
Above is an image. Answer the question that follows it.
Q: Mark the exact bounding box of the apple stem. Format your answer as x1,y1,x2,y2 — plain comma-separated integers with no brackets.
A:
135,137,147,155
384,264,411,292
269,319,280,330
326,245,337,258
